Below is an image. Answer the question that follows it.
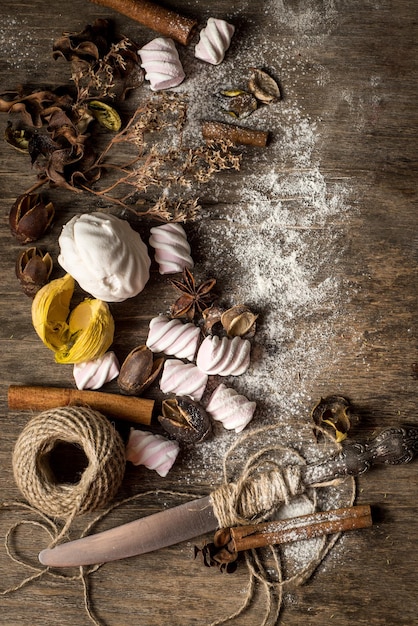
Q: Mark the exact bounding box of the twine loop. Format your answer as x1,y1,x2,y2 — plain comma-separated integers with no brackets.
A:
12,406,126,520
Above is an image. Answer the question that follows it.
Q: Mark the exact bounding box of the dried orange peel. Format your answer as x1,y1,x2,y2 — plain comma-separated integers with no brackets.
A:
31,273,114,364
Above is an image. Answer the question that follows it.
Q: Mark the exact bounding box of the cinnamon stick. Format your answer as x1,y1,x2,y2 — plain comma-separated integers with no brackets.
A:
201,120,269,147
213,504,372,562
8,385,154,426
89,0,197,46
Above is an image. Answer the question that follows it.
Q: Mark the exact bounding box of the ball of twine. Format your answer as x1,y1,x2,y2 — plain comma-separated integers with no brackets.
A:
12,406,126,519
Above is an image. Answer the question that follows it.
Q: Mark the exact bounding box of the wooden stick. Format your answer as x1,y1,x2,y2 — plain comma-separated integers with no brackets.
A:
201,120,269,147
8,385,154,426
212,504,372,563
89,0,197,46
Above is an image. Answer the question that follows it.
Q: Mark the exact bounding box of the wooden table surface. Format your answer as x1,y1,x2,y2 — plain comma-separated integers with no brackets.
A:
0,1,417,625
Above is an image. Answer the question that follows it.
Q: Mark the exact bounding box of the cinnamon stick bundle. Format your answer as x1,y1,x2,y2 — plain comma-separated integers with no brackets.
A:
8,385,154,426
90,0,197,46
201,120,269,147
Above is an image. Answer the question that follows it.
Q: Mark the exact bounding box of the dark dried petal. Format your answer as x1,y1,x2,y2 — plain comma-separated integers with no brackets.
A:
118,345,163,395
15,246,53,297
311,395,352,443
9,194,55,244
158,397,212,444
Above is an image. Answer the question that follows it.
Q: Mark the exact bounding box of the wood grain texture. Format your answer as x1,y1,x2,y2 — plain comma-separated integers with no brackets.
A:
0,1,417,625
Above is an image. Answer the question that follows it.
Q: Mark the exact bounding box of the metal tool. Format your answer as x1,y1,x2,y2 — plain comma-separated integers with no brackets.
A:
39,426,418,568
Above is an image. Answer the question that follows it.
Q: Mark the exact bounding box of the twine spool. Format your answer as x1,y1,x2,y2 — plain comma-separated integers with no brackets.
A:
12,406,126,519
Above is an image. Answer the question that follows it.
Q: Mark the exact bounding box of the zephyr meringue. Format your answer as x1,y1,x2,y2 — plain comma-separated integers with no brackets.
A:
146,315,200,361
205,383,256,433
149,223,193,274
58,212,150,303
194,18,235,65
196,335,251,376
126,429,179,477
160,359,208,401
73,351,120,390
139,37,185,91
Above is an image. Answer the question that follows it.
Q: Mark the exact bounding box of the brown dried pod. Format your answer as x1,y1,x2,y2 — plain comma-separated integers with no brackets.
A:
218,90,258,119
118,345,164,395
248,68,281,104
9,193,55,244
4,122,33,153
311,395,352,443
158,397,212,444
15,246,53,297
221,305,258,338
201,304,225,335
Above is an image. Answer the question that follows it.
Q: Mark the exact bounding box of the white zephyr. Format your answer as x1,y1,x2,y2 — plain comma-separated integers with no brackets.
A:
205,383,256,433
73,351,120,390
160,359,208,401
149,223,194,274
194,18,235,65
126,429,179,477
139,37,185,90
196,335,251,376
146,315,201,361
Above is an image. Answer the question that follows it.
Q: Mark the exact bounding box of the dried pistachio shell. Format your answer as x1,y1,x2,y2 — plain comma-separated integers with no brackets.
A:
88,100,122,131
159,396,212,444
118,345,164,395
248,68,281,104
221,305,258,338
31,273,114,364
4,123,33,152
311,395,352,443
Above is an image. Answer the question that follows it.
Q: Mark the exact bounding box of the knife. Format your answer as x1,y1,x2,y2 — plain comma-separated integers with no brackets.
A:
39,426,418,568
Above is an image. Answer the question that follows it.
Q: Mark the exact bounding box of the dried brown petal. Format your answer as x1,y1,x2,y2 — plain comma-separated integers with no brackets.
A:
248,68,281,104
9,193,55,244
15,247,53,297
311,396,352,443
159,397,212,444
118,345,164,395
221,305,258,338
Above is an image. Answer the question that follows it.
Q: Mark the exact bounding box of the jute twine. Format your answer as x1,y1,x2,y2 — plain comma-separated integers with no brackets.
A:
12,406,126,521
2,419,355,626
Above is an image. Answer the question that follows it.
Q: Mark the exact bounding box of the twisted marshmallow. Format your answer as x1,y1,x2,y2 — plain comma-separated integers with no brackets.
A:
146,315,200,361
160,359,208,401
126,428,179,477
149,223,194,274
194,18,235,65
205,383,256,433
73,351,120,390
139,37,185,91
196,335,251,376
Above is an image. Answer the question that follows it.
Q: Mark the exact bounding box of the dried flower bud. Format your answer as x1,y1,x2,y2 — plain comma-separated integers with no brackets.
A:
217,89,258,119
158,396,212,444
248,68,281,104
15,246,53,297
201,304,225,335
118,345,164,395
311,395,353,443
9,193,54,244
221,304,258,338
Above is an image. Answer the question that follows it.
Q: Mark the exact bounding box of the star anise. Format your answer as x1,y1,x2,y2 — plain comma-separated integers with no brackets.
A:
169,267,216,321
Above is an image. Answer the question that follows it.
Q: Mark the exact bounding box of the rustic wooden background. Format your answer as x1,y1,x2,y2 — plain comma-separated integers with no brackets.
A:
0,0,417,625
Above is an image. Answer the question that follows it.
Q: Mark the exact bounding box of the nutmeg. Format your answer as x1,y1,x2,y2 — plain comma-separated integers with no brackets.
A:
15,246,53,297
118,345,164,396
9,193,54,244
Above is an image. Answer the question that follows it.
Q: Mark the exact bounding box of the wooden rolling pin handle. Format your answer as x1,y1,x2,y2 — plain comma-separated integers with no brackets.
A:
8,385,154,426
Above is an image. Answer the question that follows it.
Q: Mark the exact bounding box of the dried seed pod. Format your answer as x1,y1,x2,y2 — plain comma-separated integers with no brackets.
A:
5,123,33,153
201,304,225,335
15,246,53,297
9,193,55,244
87,100,122,131
248,68,281,104
217,90,258,119
159,396,212,444
118,345,164,395
221,304,258,338
311,395,352,443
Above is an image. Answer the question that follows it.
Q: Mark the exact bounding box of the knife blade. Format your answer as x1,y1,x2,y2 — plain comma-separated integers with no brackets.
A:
39,426,418,568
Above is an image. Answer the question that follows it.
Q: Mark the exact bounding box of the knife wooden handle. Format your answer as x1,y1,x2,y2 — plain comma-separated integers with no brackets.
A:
8,385,154,426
